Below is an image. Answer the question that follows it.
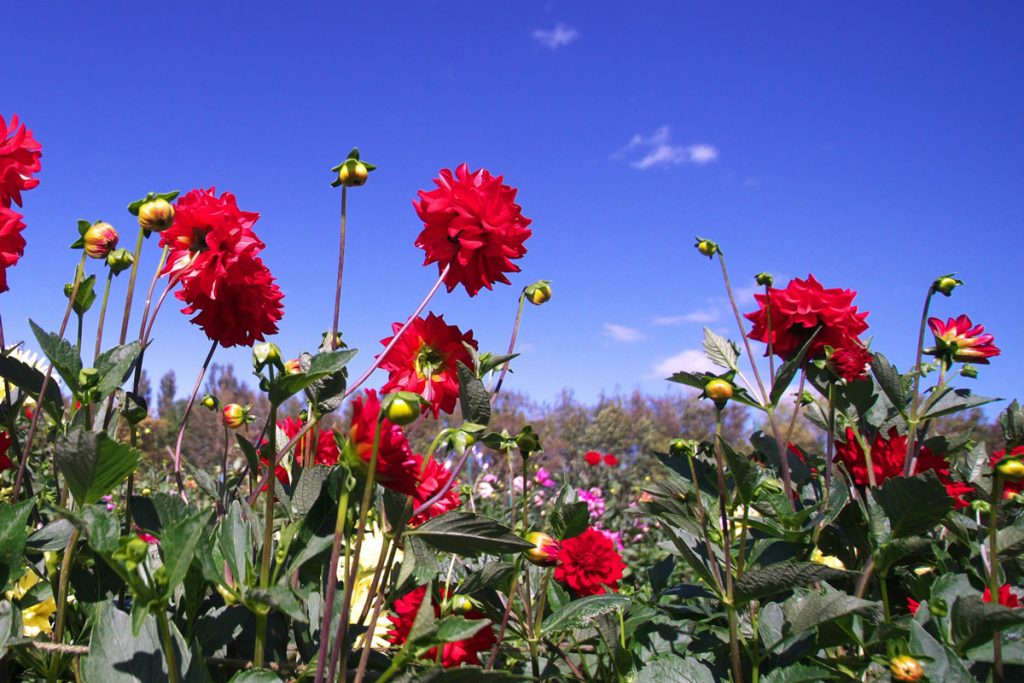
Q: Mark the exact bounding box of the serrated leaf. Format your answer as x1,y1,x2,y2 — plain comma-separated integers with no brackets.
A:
457,361,491,426
871,472,953,539
220,501,249,585
64,273,97,315
921,388,1000,420
734,563,851,605
80,505,120,555
542,594,630,633
433,616,491,643
870,352,907,413
874,536,931,574
770,333,816,407
0,352,63,418
161,509,213,598
999,400,1024,450
405,512,531,557
702,328,740,372
952,595,1024,651
94,341,142,401
909,619,973,683
549,501,589,540
782,589,879,635
0,499,35,591
56,429,139,506
290,465,330,517
636,656,715,683
719,436,760,505
457,563,514,596
268,348,357,405
30,319,81,394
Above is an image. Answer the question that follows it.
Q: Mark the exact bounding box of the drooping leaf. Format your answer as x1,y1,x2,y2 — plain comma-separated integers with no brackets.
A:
405,512,531,557
871,472,952,539
542,593,630,633
55,429,139,506
0,352,63,417
734,563,851,605
457,361,491,426
951,595,1024,651
27,518,75,552
268,348,357,405
921,388,999,420
783,589,880,636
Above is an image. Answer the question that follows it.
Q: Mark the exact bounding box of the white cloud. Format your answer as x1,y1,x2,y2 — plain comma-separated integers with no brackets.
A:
532,23,579,49
652,308,719,326
616,126,719,170
651,349,718,378
603,323,646,343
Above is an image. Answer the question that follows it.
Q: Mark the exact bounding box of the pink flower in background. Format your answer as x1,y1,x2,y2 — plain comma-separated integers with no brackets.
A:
535,467,556,488
577,487,606,521
598,528,624,551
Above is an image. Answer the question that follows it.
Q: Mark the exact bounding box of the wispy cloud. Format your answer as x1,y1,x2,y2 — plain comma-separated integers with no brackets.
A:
614,126,719,170
652,308,719,326
603,323,646,343
532,23,579,50
650,349,718,378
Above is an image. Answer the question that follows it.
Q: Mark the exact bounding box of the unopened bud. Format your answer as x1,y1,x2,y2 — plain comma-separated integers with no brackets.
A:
961,364,978,379
997,458,1024,480
106,248,135,274
83,222,119,259
932,275,963,297
889,655,924,682
523,531,559,567
78,367,100,389
138,198,175,235
525,280,552,306
450,595,475,615
222,403,249,430
971,499,992,514
755,272,774,287
253,342,282,370
200,394,219,410
338,160,369,187
704,378,733,404
284,358,303,375
669,438,699,458
382,392,421,426
694,237,719,258
122,392,148,424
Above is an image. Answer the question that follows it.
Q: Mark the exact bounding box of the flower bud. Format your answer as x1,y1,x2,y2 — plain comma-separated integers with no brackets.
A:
449,595,475,615
138,198,175,234
997,457,1024,480
78,367,100,390
889,655,924,682
525,280,552,306
141,487,152,496
83,222,119,259
971,499,992,514
523,531,558,567
382,392,421,426
704,378,733,403
253,342,282,370
22,396,36,420
961,364,978,379
122,392,148,424
755,272,774,287
932,275,963,297
338,160,369,187
106,248,135,274
669,438,699,458
694,236,720,258
222,403,249,430
200,394,219,410
284,358,303,375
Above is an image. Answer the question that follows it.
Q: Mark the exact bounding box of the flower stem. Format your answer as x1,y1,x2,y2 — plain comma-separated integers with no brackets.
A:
313,484,351,683
903,286,934,476
330,185,347,350
117,226,147,346
493,293,526,397
92,269,115,363
171,340,218,501
155,607,181,683
13,254,86,501
713,409,743,683
254,398,279,669
53,526,81,644
989,472,1004,682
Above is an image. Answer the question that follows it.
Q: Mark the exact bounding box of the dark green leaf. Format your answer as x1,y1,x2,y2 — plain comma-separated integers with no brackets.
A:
871,472,953,539
783,589,880,635
542,593,630,633
291,465,330,517
761,663,838,683
227,671,283,683
55,429,139,505
952,595,1024,651
27,518,75,552
921,388,999,420
874,536,932,574
0,352,63,418
94,341,142,401
405,512,531,557
248,586,307,623
734,563,851,605
909,619,973,683
64,273,97,315
236,434,260,472
394,668,529,682
636,656,716,683
457,563,514,596
220,501,250,586
433,616,491,643
770,333,816,407
457,361,491,426
870,352,907,413
719,436,760,505
999,400,1024,450
702,327,740,372
268,348,357,405
663,526,720,596
160,509,213,598
30,319,81,393
0,499,35,591
549,501,589,540
284,534,333,580
80,505,120,555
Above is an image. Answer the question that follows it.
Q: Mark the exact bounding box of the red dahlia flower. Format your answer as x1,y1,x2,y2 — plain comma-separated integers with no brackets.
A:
414,164,532,296
0,207,27,293
344,390,419,497
387,585,496,667
554,527,626,596
160,188,263,281
925,315,1000,365
991,447,1024,500
0,430,14,471
378,313,478,417
278,416,339,467
604,453,619,466
0,114,42,208
835,427,971,508
828,344,872,382
907,597,921,615
584,451,602,466
745,275,869,361
409,454,462,527
984,584,1022,608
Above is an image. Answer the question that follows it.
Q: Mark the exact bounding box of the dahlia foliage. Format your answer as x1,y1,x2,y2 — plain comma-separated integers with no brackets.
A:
1,122,1023,683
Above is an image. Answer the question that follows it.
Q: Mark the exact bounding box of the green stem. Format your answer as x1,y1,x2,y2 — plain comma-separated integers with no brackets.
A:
53,526,81,644
903,286,935,476
92,269,114,363
713,409,743,683
989,472,1004,682
156,608,181,683
330,185,347,349
254,399,279,669
313,484,351,683
493,293,526,397
117,225,146,345
879,571,891,622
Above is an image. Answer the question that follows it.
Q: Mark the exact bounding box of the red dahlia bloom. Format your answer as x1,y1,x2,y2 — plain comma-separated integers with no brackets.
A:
984,584,1021,608
907,597,921,615
0,207,27,293
409,454,462,527
387,585,496,667
278,416,339,467
745,275,869,361
378,313,478,417
828,344,872,382
344,390,419,497
0,114,42,208
414,164,532,296
0,430,14,471
604,453,619,467
835,427,970,508
991,447,1024,499
584,451,602,466
925,315,1000,365
554,527,626,596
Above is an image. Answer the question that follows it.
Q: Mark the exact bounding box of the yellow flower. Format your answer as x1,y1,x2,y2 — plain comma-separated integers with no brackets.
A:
6,571,57,637
810,548,845,571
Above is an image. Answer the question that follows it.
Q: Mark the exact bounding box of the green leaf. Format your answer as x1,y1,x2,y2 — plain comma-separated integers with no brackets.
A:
999,400,1024,450
80,505,121,555
30,319,82,394
871,472,953,539
874,536,932,574
870,352,907,413
55,429,140,506
909,620,974,683
248,586,308,623
734,563,851,605
405,512,531,557
457,562,514,596
770,333,816,407
27,518,75,552
761,663,838,683
94,341,142,401
549,501,589,540
719,436,760,505
219,501,250,586
636,656,715,683
0,351,63,417
663,526,720,596
782,589,880,635
283,534,333,580
268,348,357,405
160,509,214,598
921,388,1000,420
951,595,1024,651
457,361,491,426
236,434,260,472
290,465,330,517
64,273,97,315
0,601,21,660
0,499,35,591
227,671,283,683
393,668,529,682
542,593,630,633
433,615,491,643
702,327,740,372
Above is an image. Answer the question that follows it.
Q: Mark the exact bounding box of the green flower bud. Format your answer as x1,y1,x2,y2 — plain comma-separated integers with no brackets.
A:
382,392,422,426
669,438,699,458
524,280,552,305
997,457,1024,480
961,364,978,379
200,394,219,410
78,367,100,389
932,274,963,297
755,272,774,287
704,378,733,404
106,248,135,274
523,531,558,567
694,236,720,258
889,655,924,682
253,342,282,370
138,198,175,235
450,595,475,615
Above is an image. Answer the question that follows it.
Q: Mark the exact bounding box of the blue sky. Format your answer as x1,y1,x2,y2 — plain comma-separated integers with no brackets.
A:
4,2,1024,412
